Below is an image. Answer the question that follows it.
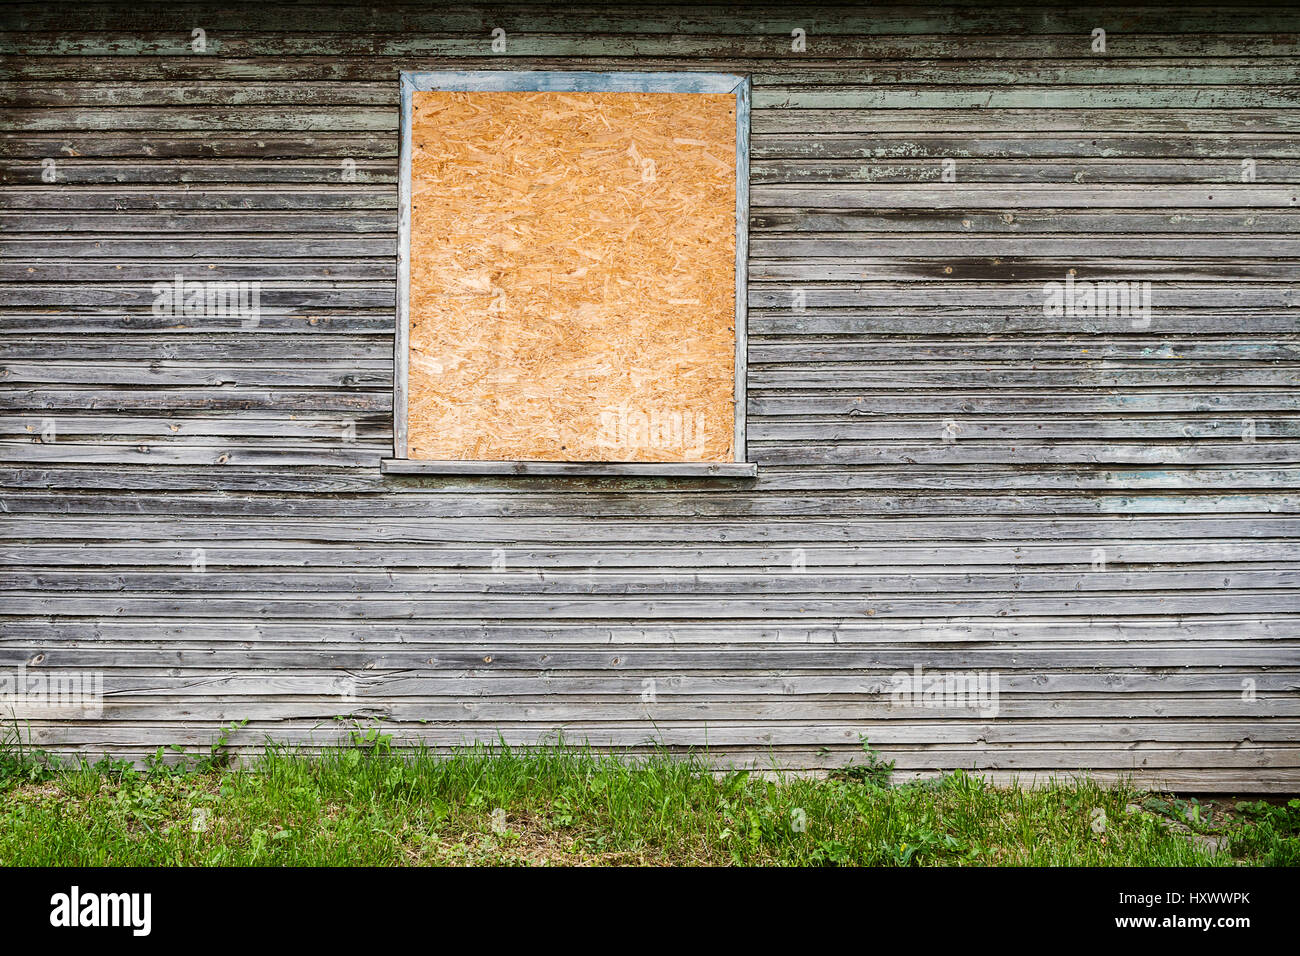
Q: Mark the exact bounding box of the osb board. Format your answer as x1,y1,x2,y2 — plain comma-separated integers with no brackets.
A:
407,90,737,462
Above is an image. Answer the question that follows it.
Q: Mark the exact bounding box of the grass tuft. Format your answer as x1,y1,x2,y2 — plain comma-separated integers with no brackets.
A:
1,729,1295,867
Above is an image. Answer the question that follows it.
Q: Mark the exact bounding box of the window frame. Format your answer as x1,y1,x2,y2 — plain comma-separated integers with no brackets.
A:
385,69,754,478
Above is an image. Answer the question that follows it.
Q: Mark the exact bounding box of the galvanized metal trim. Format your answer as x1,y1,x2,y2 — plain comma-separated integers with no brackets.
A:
394,69,751,467
394,71,414,459
402,70,744,94
733,75,751,464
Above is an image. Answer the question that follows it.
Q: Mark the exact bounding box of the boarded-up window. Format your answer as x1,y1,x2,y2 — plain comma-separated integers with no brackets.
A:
393,72,750,470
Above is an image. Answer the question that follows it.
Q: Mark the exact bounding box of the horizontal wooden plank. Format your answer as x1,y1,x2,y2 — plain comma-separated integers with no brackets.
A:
2,665,1293,696
6,696,1298,723
752,183,1300,208
754,259,1300,281
0,465,1290,494
0,81,397,107
0,261,393,282
751,209,1300,232
755,132,1300,160
748,418,1300,441
5,593,1295,618
0,443,384,467
751,310,1300,335
746,340,1300,363
0,132,396,159
3,490,1294,519
749,283,1297,308
0,361,391,386
1,106,399,132
6,63,1300,106
755,109,1300,135
753,159,1300,184
1,462,1297,495
6,616,1297,644
8,567,1297,595
8,723,1299,763
757,87,1300,109
6,33,1300,60
751,236,1300,256
0,212,396,232
0,185,394,209
4,643,1298,670
0,338,395,361
0,388,392,412
0,313,393,336
749,444,1300,466
0,159,397,185
0,414,391,439
4,541,1296,569
0,237,396,257
752,390,1300,415
748,365,1300,388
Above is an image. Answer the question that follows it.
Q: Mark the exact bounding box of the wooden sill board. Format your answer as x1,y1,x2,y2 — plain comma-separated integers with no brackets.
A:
381,459,757,478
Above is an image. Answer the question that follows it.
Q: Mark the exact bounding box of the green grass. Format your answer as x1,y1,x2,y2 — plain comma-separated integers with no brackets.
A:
2,729,1296,867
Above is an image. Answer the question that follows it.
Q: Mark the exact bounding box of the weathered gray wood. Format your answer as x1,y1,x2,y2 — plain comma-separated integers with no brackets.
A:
0,388,393,412
750,209,1300,232
752,159,1300,185
6,616,1297,643
5,462,1287,493
5,32,1300,59
5,491,1296,518
751,183,1300,208
751,390,1300,415
6,593,1297,619
10,53,1300,86
0,185,394,208
0,238,396,256
1,362,391,386
753,133,1300,160
8,568,1297,595
753,259,1300,282
749,283,1296,308
750,237,1300,255
0,132,396,159
755,109,1300,135
4,542,1298,568
3,2,1299,788
6,697,1299,723
2,668,1295,697
382,459,759,477
0,160,397,184
7,7,1300,35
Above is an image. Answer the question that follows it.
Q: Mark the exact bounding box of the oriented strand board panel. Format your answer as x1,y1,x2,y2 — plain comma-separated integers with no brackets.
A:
407,90,737,462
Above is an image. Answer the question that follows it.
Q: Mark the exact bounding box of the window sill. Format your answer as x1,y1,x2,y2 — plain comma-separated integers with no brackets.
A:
381,459,757,478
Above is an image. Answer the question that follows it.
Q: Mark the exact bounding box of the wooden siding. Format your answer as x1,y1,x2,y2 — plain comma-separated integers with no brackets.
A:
1,2,1298,790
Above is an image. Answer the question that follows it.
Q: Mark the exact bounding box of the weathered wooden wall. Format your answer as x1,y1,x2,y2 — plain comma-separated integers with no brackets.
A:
1,2,1297,790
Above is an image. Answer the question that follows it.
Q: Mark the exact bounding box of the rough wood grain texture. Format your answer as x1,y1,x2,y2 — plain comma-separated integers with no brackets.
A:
405,88,737,462
2,1,1298,788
